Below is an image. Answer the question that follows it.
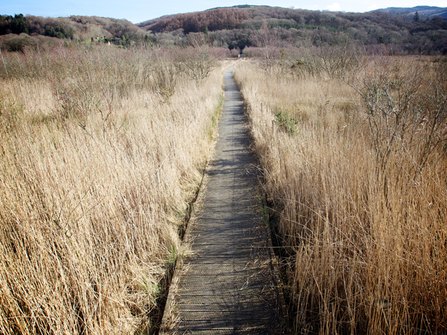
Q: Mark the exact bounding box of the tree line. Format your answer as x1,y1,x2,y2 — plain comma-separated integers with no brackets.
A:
1,6,446,55
140,6,447,54
0,15,147,41
0,14,73,38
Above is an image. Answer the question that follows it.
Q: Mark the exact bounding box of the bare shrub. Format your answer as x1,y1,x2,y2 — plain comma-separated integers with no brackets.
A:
175,47,216,82
351,56,447,174
149,53,179,100
0,33,36,52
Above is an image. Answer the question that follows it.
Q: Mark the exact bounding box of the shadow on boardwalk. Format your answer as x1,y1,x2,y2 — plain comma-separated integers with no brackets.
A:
160,68,285,334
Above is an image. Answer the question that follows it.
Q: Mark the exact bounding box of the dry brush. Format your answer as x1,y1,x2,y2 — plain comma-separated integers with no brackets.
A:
0,45,225,334
234,53,447,334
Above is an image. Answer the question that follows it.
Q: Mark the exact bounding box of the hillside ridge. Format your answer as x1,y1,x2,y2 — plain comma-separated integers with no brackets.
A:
1,5,446,54
373,5,447,19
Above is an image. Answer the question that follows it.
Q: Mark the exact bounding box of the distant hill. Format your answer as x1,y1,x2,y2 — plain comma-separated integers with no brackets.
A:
373,6,447,19
0,14,148,41
136,5,447,54
138,7,254,34
138,5,447,33
1,6,447,55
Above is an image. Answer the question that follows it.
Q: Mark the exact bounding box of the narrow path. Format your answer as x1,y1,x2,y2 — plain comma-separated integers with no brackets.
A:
160,68,284,334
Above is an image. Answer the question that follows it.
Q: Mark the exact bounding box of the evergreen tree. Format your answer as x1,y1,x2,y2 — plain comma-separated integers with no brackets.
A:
414,11,419,22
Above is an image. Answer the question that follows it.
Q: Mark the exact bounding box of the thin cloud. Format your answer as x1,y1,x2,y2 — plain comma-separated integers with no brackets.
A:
327,2,341,11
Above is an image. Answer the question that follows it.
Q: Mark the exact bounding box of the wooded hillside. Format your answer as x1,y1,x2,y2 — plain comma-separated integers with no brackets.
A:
0,14,149,51
1,5,447,54
0,14,147,40
138,6,447,54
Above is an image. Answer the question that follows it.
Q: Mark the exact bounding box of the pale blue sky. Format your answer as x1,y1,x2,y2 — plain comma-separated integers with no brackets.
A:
1,0,445,23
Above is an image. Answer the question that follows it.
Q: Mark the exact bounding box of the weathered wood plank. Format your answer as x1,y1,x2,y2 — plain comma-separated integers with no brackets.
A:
160,67,284,334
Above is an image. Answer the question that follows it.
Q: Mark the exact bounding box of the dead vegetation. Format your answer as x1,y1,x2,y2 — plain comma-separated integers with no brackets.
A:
234,52,447,334
0,44,224,334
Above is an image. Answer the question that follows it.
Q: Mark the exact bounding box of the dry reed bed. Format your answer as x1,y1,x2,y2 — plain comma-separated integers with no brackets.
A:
0,45,224,334
234,57,447,334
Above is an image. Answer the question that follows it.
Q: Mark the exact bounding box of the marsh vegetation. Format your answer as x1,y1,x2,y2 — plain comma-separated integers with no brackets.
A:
0,44,225,334
234,47,447,334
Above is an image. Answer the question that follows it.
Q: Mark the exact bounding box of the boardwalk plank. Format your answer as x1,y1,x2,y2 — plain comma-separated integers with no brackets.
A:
160,67,284,334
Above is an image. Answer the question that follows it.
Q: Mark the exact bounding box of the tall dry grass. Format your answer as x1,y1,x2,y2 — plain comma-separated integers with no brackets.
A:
0,45,225,334
234,55,447,334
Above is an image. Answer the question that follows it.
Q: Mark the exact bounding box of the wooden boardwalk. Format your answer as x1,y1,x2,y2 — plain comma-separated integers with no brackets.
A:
160,68,284,334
